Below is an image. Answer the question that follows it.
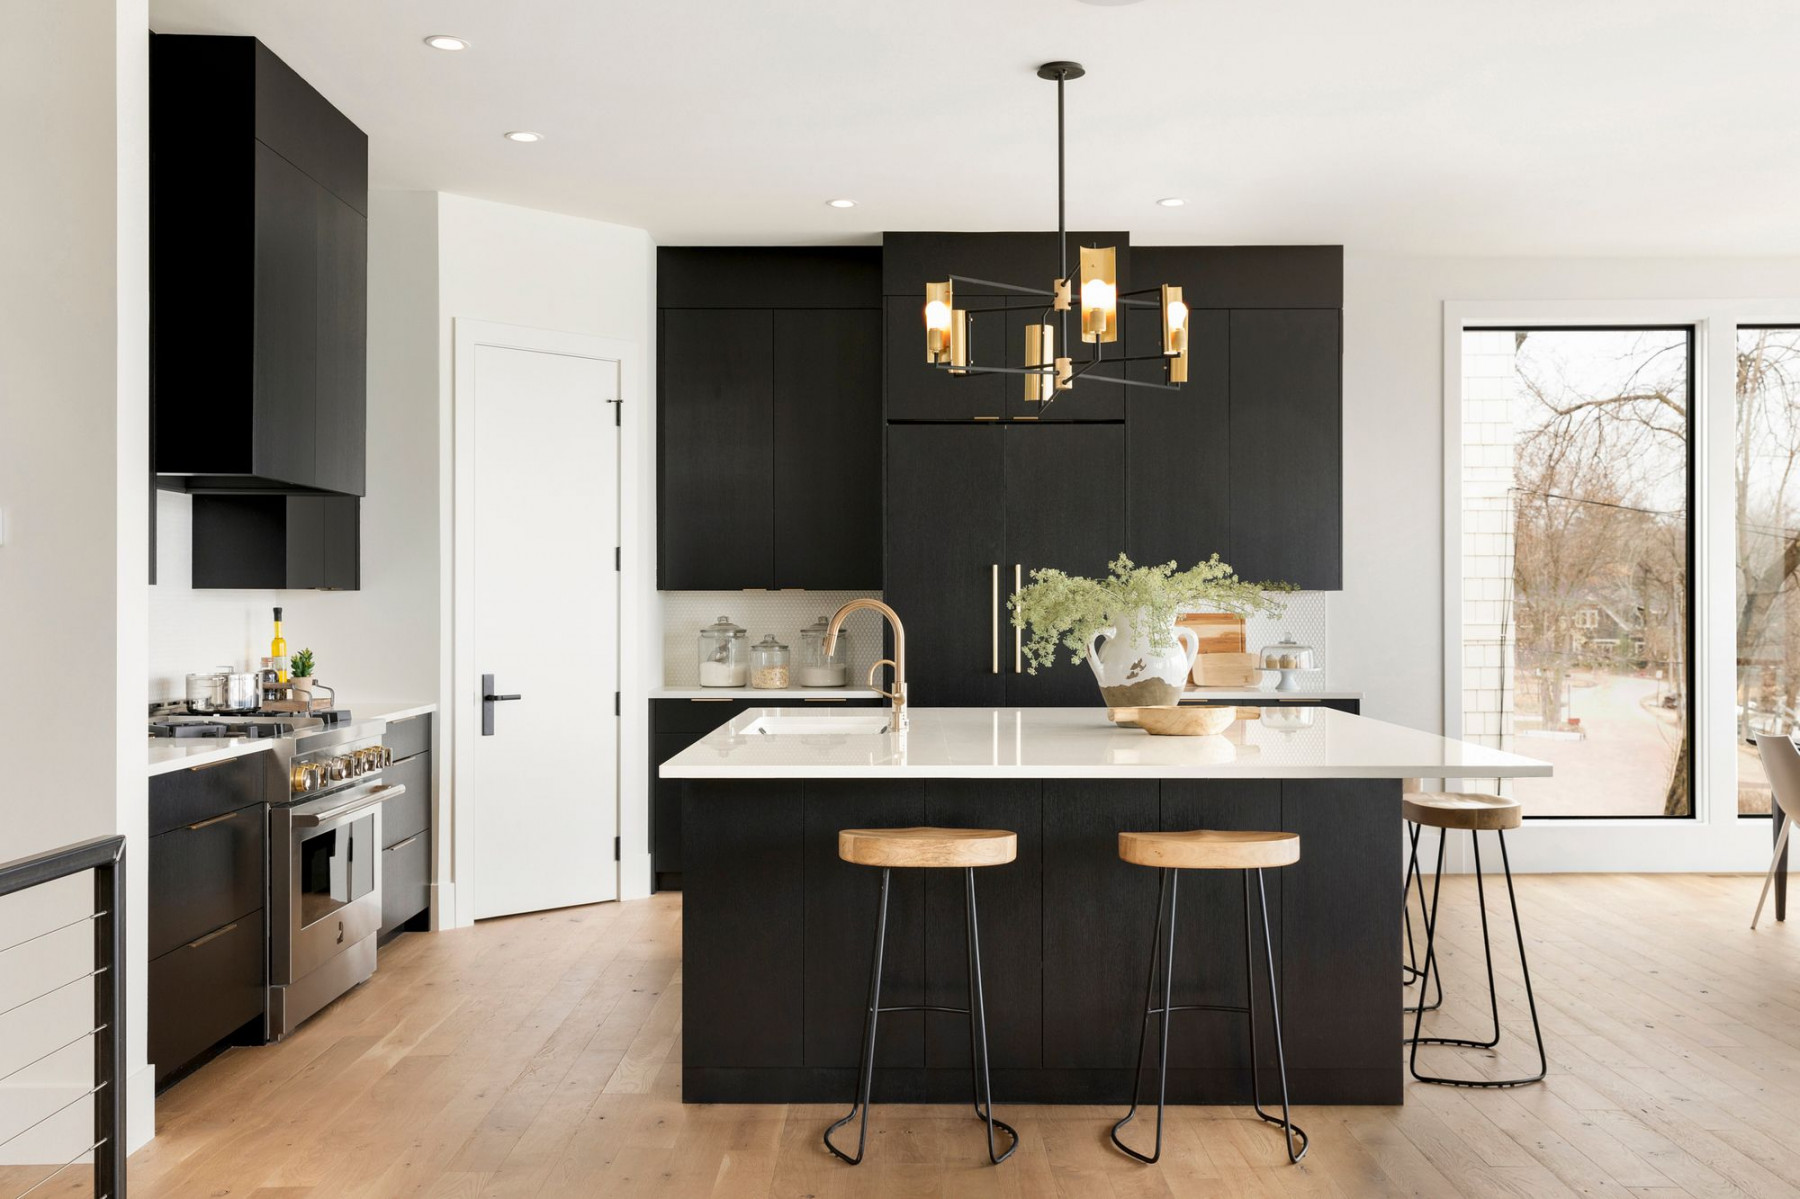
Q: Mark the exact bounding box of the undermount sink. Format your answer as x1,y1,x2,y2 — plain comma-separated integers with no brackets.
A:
741,715,892,737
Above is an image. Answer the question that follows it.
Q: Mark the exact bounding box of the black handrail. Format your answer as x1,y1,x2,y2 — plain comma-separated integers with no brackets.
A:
0,834,126,1199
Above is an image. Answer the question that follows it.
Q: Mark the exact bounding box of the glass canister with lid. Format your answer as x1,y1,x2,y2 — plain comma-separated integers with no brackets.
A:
1259,634,1318,692
797,614,851,688
698,615,748,688
749,634,792,690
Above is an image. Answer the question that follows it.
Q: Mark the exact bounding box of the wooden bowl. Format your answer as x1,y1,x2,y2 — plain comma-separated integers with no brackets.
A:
1107,705,1236,736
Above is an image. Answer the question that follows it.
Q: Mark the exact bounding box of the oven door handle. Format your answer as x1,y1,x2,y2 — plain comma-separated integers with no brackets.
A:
291,782,405,828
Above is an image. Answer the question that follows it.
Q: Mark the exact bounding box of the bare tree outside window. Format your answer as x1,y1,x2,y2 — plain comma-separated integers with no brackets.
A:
1460,329,1692,817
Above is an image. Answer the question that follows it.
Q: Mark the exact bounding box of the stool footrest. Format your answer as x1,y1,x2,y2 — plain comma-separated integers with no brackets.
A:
1145,1002,1251,1017
873,1003,970,1016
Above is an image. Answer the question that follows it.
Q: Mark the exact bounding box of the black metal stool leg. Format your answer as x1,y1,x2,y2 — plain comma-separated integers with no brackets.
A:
1244,869,1308,1161
1110,867,1178,1164
964,866,1018,1164
1403,823,1443,1012
824,867,891,1164
1408,829,1547,1088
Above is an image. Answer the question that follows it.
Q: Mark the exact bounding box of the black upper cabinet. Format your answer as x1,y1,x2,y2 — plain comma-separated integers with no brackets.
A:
1227,309,1342,589
656,248,882,591
151,35,368,497
1125,302,1230,570
773,309,882,589
884,295,1004,421
658,309,775,589
190,494,360,590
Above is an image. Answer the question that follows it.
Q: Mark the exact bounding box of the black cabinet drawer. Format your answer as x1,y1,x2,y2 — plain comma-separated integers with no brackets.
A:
149,910,264,1086
651,699,757,734
382,752,431,848
148,805,265,960
148,752,269,837
382,711,432,762
381,831,430,935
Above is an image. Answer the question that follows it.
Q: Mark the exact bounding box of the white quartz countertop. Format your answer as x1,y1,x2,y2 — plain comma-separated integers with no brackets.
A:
650,687,886,701
1179,687,1362,702
147,700,436,776
658,706,1551,781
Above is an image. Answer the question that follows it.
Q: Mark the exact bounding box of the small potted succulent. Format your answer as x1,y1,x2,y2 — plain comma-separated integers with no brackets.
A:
288,648,317,696
1010,554,1288,708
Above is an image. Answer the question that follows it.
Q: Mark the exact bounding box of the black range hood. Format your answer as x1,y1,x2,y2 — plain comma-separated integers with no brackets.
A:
151,34,367,498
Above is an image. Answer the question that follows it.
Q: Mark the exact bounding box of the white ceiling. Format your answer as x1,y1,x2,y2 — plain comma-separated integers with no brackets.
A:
149,0,1800,255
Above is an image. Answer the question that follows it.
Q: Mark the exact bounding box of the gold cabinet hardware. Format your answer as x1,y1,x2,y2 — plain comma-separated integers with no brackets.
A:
185,812,238,832
991,565,1000,675
186,758,232,772
186,922,237,950
1014,565,1023,673
387,833,424,852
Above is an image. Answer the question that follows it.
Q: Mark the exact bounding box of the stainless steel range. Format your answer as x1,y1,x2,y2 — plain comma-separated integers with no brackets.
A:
148,709,407,1038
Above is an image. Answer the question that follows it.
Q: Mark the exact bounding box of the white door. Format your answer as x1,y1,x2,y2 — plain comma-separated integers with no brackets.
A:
470,340,619,917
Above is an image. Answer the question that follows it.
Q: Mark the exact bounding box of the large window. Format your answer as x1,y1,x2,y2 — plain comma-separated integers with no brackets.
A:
1735,327,1800,815
1459,328,1694,817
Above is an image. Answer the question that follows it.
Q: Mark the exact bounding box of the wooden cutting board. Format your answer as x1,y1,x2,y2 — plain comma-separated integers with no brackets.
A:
1192,651,1260,688
1178,612,1246,654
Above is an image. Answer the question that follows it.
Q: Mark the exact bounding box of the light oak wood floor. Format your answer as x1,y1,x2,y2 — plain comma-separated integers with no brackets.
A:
9,872,1800,1198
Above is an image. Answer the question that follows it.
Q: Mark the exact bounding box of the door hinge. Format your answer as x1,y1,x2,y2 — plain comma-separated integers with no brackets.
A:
608,399,622,426
614,545,621,571
613,835,621,861
614,690,621,716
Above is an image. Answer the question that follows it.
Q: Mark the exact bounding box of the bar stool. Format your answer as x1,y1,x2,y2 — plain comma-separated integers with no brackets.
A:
1109,829,1308,1166
1404,791,1547,1088
823,826,1020,1167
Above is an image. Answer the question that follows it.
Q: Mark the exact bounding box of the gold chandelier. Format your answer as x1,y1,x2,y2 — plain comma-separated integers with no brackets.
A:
923,62,1190,406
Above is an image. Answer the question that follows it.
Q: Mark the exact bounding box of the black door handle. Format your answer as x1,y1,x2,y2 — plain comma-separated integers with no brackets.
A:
481,673,523,736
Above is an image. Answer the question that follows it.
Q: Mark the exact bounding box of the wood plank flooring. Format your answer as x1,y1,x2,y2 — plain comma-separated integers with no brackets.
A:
7,872,1800,1197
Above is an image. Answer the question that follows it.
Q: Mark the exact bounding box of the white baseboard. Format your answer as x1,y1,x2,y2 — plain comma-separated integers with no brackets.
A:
0,1062,152,1166
428,880,459,930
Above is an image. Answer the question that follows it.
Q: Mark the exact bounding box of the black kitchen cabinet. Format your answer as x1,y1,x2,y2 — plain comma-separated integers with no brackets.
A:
1226,309,1342,589
773,309,882,588
1125,306,1230,569
151,35,368,497
657,248,882,590
148,752,271,1088
883,295,1005,421
651,698,881,891
658,309,774,589
885,423,1124,707
885,425,1006,707
380,712,434,937
1002,423,1126,705
189,493,360,590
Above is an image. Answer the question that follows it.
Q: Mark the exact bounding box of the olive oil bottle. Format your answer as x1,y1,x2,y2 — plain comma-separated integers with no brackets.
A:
270,607,289,683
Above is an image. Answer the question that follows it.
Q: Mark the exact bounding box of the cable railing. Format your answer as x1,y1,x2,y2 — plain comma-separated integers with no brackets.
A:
0,835,126,1199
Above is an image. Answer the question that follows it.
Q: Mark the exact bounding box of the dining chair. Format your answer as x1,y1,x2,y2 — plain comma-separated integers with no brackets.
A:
1751,735,1800,929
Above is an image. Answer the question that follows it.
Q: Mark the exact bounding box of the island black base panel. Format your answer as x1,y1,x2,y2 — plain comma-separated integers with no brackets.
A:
682,777,1401,1105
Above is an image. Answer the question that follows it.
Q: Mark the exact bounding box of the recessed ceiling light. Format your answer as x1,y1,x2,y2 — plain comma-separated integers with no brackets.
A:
1157,197,1186,207
504,130,543,143
423,34,469,51
826,199,856,209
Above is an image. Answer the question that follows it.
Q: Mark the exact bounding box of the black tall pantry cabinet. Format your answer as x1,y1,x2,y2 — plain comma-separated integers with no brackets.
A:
885,424,1125,707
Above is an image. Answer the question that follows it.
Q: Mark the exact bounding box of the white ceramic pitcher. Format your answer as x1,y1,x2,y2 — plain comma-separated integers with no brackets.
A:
1086,611,1200,707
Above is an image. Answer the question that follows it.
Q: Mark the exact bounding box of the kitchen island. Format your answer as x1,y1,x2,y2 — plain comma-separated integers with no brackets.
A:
661,706,1549,1107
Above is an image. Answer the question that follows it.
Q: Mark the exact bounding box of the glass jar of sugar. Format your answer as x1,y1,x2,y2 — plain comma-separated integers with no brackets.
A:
797,614,851,688
697,615,748,688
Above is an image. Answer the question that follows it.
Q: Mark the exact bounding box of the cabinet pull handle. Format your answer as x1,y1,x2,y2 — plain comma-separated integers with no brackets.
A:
185,812,238,832
991,565,1000,675
186,922,238,950
187,758,232,772
387,713,421,725
1014,565,1023,674
387,833,424,852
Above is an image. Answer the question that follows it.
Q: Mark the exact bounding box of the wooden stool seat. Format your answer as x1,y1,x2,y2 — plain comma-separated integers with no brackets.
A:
838,826,1017,869
1403,792,1521,831
1117,829,1300,871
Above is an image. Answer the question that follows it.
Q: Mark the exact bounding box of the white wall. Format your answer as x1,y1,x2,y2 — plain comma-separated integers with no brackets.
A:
0,0,152,1159
1338,253,1800,737
434,193,657,911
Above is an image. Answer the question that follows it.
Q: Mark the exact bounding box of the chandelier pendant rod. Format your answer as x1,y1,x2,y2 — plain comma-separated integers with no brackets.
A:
1056,70,1070,361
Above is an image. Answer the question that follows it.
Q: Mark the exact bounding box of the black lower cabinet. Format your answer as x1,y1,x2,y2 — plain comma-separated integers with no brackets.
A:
682,775,1402,1105
148,756,270,1089
651,698,882,892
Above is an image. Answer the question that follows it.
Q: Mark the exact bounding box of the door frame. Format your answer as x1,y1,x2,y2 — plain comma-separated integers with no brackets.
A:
450,319,643,925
